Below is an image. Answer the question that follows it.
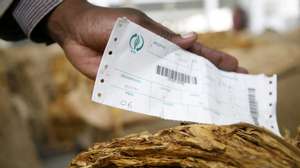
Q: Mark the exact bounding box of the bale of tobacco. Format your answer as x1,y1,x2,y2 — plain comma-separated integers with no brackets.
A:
69,123,300,168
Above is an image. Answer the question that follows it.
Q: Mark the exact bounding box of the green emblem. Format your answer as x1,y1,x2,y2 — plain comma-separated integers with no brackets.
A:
129,33,144,53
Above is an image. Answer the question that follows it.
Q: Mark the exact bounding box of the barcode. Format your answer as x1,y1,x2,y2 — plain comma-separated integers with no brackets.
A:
248,88,259,125
156,65,197,85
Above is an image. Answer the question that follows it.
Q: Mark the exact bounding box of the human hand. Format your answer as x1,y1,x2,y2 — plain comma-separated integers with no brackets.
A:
47,0,247,79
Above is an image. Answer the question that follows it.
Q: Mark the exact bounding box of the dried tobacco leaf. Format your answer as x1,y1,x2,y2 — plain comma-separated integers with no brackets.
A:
69,123,300,168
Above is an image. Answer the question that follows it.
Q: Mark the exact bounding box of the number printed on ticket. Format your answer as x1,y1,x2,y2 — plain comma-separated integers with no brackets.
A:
92,18,280,135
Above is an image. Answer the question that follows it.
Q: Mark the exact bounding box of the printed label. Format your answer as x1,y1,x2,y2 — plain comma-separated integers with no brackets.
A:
92,18,280,135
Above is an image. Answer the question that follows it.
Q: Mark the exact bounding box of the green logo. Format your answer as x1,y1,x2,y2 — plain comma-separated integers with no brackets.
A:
129,33,144,53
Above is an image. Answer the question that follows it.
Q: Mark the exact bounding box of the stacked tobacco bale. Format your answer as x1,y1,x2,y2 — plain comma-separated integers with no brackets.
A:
69,123,300,168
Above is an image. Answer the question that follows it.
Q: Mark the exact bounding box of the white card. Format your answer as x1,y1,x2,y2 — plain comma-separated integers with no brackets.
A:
92,18,280,135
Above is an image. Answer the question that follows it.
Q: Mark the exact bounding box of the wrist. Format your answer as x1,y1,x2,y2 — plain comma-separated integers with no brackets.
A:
47,0,90,45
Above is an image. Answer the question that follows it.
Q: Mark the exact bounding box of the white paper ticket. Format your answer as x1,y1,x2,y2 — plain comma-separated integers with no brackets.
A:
92,18,280,135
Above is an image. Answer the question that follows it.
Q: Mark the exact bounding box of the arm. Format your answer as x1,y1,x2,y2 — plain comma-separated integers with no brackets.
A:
47,0,247,79
0,0,247,79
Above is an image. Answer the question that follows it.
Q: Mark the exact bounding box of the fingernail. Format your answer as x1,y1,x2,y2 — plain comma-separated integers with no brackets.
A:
180,32,196,39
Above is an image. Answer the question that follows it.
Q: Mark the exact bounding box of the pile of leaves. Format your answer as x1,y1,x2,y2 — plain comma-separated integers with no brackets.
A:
69,123,300,168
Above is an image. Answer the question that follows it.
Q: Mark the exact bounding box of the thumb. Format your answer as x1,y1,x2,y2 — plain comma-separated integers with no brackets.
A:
144,19,197,49
154,30,197,49
171,32,198,49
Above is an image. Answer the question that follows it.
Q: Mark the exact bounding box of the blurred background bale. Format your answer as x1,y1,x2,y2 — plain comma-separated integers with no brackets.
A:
0,88,41,168
0,48,43,168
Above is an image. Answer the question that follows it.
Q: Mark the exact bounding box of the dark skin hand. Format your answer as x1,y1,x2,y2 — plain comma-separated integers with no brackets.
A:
47,0,248,79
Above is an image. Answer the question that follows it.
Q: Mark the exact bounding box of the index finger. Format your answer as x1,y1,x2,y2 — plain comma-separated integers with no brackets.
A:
189,43,239,72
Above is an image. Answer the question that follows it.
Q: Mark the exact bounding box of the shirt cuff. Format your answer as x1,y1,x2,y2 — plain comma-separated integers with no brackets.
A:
12,0,63,40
